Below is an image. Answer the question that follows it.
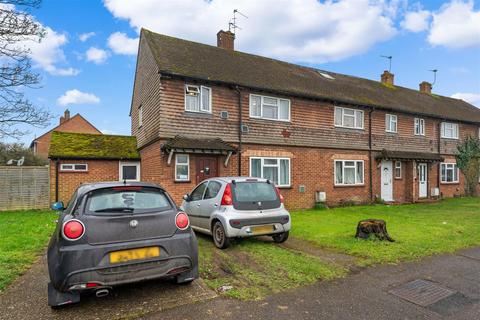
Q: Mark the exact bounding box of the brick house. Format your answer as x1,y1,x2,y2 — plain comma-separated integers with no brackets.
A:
48,131,140,203
130,28,480,209
30,109,102,159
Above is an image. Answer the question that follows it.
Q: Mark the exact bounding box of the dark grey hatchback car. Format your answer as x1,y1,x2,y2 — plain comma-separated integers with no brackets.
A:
47,182,198,308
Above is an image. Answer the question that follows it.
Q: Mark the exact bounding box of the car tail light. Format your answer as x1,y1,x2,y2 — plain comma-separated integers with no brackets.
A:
275,187,284,203
62,219,85,241
86,282,100,288
176,212,189,230
221,183,233,206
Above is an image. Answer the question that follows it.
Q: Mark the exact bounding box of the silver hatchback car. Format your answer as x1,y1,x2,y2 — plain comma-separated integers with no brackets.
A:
181,177,291,249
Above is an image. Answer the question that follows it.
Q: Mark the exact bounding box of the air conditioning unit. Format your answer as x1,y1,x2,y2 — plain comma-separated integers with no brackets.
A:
220,111,229,119
241,124,249,133
315,191,326,203
431,188,440,197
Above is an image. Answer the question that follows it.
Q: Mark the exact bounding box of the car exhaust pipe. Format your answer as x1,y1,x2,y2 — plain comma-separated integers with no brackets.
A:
95,288,110,298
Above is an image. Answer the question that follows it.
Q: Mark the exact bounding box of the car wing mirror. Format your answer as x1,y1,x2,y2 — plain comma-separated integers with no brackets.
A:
183,194,191,202
51,201,64,211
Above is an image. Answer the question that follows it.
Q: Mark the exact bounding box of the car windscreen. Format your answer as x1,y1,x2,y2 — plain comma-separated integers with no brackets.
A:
231,181,280,211
84,187,172,215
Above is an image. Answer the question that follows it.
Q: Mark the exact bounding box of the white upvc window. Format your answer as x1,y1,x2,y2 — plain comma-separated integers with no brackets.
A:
175,154,190,181
395,161,402,179
414,118,425,136
441,122,459,139
440,163,459,183
119,161,140,181
60,164,88,172
250,157,291,187
334,106,364,129
334,160,364,186
185,84,211,113
138,105,143,127
249,94,290,122
386,114,397,133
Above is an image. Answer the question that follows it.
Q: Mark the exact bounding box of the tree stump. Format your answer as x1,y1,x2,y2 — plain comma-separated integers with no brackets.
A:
355,219,395,242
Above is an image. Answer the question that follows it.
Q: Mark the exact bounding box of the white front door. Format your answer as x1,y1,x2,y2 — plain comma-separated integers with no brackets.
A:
381,161,393,202
418,163,428,198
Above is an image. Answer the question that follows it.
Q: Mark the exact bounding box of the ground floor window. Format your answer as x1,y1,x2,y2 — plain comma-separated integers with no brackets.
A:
175,154,190,181
60,163,88,172
441,163,459,183
394,161,402,179
335,160,364,185
250,157,290,187
119,161,140,181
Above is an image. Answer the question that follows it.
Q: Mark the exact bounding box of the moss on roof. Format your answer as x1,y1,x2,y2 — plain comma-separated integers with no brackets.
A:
49,131,140,160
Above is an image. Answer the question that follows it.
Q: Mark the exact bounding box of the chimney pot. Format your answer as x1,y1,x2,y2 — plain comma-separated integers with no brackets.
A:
419,81,432,94
64,109,70,120
217,30,235,51
381,70,394,86
59,116,65,124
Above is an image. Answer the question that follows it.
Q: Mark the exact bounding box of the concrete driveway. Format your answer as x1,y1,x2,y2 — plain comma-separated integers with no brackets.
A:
0,255,216,320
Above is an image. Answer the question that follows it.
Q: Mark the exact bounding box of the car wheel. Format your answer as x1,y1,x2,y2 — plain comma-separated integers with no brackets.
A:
212,221,230,249
272,231,289,243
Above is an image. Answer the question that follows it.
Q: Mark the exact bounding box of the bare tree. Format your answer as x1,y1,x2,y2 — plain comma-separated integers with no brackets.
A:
0,0,51,139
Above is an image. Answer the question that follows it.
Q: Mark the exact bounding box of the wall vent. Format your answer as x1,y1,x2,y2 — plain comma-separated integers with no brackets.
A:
220,111,229,119
241,124,249,133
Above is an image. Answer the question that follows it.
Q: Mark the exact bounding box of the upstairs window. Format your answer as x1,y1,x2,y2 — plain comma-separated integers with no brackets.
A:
334,107,364,129
185,85,211,113
249,94,290,121
441,163,459,183
441,122,459,139
414,118,425,136
386,114,397,133
335,160,364,186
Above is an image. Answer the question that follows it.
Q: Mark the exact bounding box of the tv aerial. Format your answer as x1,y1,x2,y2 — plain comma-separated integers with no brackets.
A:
229,9,248,35
381,55,393,72
429,69,438,86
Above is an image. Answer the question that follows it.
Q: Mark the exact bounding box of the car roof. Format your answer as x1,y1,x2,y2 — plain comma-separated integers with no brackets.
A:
75,181,165,197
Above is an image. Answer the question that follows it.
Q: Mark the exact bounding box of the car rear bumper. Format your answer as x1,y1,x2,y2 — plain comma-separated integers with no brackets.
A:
225,217,291,238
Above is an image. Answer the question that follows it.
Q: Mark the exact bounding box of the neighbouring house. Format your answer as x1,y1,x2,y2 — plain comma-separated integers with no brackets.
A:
48,131,140,204
30,109,102,159
130,28,480,209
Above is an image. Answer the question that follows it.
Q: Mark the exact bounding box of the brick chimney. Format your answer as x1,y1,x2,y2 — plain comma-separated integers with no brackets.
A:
381,70,394,86
60,109,70,124
217,30,235,50
419,81,432,94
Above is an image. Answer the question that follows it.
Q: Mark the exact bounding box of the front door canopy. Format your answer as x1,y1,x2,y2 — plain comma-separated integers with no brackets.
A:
376,149,444,163
162,135,237,156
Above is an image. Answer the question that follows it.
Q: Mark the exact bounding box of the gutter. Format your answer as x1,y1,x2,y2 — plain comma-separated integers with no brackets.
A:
235,85,243,175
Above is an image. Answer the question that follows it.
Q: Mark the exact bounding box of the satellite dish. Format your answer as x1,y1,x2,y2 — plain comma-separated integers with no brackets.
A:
17,157,25,166
7,159,13,165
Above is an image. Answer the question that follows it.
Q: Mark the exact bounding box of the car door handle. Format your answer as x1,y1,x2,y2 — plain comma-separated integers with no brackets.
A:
196,203,201,207
213,203,219,207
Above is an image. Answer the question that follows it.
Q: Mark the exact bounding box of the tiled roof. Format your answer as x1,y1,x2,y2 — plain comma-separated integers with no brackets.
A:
376,150,444,162
142,28,480,124
161,135,236,153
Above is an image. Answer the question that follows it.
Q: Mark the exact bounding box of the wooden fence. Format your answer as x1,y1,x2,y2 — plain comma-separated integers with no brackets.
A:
0,166,50,211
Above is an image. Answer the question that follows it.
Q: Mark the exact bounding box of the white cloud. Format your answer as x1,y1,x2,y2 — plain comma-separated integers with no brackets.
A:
25,26,80,76
104,0,397,63
451,92,480,107
86,47,109,64
428,0,480,48
57,89,100,106
79,32,96,42
401,10,431,32
107,32,139,55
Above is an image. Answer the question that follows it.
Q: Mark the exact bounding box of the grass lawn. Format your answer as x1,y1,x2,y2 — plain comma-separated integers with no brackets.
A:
0,210,57,292
291,197,480,266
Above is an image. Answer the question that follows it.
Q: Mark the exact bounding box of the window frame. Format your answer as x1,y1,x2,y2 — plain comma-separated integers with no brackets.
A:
138,105,143,128
249,157,291,187
385,114,398,133
60,163,88,172
394,161,402,179
334,106,364,130
175,154,190,182
414,118,425,136
334,160,365,186
441,122,459,140
184,84,212,114
440,162,459,184
119,161,141,182
249,94,291,122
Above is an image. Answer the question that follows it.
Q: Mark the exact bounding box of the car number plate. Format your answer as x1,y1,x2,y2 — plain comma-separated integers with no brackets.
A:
251,225,274,235
110,247,160,264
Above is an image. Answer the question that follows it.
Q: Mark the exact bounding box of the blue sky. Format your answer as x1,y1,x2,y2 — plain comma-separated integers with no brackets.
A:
9,0,480,145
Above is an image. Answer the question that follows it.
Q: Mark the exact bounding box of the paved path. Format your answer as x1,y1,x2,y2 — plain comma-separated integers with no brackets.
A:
0,255,216,320
143,247,480,320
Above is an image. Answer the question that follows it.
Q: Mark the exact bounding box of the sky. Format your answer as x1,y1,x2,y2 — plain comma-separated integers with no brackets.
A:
6,0,480,145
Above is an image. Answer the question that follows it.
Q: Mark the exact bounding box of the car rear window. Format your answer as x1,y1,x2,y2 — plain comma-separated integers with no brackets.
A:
231,182,280,210
85,187,172,215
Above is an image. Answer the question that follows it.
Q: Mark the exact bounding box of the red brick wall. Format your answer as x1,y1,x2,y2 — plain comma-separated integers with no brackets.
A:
50,159,120,204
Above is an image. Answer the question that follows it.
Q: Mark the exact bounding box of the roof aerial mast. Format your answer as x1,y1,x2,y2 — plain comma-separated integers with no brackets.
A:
429,69,438,86
381,55,393,72
229,9,248,35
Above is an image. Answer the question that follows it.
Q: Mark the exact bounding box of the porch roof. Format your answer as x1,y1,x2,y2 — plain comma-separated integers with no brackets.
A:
161,135,237,155
376,150,444,162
